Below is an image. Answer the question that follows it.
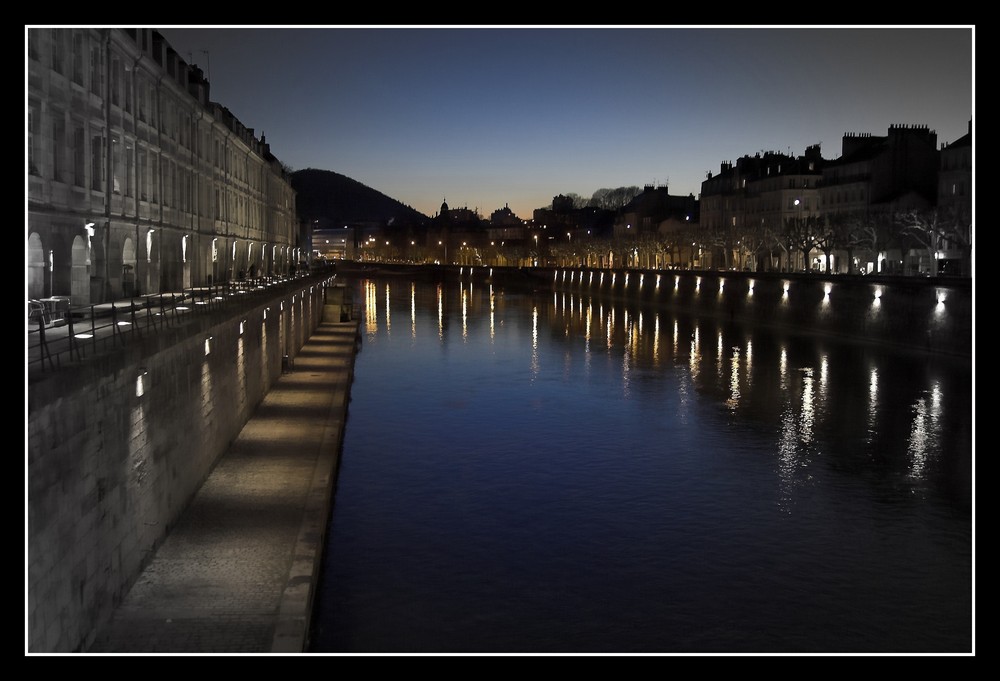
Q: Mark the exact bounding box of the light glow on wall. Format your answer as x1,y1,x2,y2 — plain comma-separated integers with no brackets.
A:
136,369,148,397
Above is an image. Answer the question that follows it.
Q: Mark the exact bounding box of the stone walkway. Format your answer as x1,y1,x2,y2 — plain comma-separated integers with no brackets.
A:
87,320,360,654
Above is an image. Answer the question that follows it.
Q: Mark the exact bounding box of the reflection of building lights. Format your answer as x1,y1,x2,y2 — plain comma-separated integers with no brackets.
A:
935,290,946,314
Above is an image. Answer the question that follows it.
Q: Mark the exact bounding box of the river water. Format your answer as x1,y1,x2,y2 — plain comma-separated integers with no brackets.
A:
308,275,973,654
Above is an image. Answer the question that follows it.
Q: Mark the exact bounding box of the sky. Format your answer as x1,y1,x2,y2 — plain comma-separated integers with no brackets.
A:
156,25,974,221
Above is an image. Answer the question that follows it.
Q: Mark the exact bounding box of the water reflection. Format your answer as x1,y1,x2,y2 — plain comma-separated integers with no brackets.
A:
356,276,971,504
317,275,973,653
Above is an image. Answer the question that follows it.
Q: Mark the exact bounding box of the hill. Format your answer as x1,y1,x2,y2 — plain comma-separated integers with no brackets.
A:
291,168,429,226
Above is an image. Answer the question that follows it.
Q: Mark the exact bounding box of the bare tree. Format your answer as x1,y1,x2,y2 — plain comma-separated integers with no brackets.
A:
786,215,818,272
738,222,770,272
895,207,966,277
589,186,641,211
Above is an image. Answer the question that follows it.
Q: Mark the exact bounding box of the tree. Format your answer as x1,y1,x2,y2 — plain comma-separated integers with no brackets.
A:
589,186,641,211
561,193,589,210
786,215,818,272
738,222,770,272
895,208,961,277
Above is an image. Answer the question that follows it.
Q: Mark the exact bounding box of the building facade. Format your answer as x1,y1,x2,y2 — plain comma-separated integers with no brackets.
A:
27,28,299,307
701,146,824,272
935,120,972,276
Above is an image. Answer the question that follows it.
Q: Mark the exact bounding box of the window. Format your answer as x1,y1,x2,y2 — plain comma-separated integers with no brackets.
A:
28,29,39,60
28,103,40,175
111,56,121,107
52,112,66,183
150,152,158,202
123,64,132,113
51,29,65,75
138,147,147,200
137,78,146,122
72,32,84,85
125,140,134,197
112,133,122,193
91,133,104,191
161,157,170,206
73,125,85,187
89,44,102,95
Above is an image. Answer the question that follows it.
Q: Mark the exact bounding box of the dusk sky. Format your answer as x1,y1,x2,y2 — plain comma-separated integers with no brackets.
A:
159,25,973,221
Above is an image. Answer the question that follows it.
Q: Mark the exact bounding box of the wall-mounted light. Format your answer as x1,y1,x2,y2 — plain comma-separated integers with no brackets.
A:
136,368,148,397
84,222,96,265
204,336,212,356
783,281,790,297
239,320,246,335
263,307,268,321
748,279,755,296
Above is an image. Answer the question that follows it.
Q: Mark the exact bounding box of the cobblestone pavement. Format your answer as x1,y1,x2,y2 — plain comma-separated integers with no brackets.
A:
87,320,360,654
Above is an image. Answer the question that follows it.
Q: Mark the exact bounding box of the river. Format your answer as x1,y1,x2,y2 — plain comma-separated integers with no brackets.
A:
308,275,973,654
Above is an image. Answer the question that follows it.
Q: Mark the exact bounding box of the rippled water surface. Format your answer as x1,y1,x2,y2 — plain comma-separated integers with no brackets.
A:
309,276,973,654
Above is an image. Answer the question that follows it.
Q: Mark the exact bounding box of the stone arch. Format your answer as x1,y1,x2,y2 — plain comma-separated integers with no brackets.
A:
122,237,137,297
71,235,90,305
145,228,160,296
27,233,46,299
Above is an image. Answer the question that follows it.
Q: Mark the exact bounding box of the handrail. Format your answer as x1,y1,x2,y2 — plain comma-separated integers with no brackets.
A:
27,271,336,378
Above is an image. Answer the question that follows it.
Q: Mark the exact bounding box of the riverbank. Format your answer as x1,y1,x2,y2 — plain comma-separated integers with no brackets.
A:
336,262,973,359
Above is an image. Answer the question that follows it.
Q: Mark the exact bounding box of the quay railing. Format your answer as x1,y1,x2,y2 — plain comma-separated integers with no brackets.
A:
27,272,335,378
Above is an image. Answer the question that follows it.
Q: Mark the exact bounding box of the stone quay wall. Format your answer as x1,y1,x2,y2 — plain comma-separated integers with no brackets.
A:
452,266,972,359
27,276,348,652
